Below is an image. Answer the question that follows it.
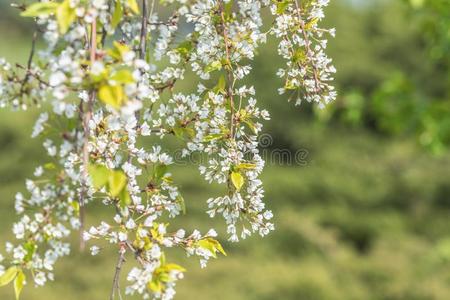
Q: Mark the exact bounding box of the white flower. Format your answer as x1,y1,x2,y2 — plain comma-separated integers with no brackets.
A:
32,113,48,138
90,246,101,256
125,218,136,230
49,71,66,87
34,272,47,286
34,166,44,177
118,232,128,242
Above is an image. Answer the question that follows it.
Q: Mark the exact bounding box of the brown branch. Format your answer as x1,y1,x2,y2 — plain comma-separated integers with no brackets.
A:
218,1,236,138
79,19,98,251
139,0,149,60
110,247,126,300
19,31,38,94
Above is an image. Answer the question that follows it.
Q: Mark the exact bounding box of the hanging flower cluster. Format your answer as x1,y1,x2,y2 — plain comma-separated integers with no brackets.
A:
0,0,336,299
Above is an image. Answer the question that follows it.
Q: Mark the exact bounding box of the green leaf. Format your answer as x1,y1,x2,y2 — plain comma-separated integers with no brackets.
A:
56,0,76,34
108,41,132,61
276,0,290,14
214,75,226,94
244,120,257,133
111,0,123,30
108,170,127,197
154,164,168,180
23,241,37,262
0,266,18,287
224,0,234,19
98,84,125,109
214,241,227,256
14,270,25,300
21,2,58,17
197,238,227,258
203,133,223,142
44,163,56,170
110,69,135,84
304,17,318,30
172,126,184,138
127,0,140,14
119,186,131,207
204,61,222,73
197,239,217,257
164,263,186,273
293,48,306,63
88,164,109,190
236,163,256,170
284,80,297,90
175,41,193,58
231,171,244,191
148,279,163,293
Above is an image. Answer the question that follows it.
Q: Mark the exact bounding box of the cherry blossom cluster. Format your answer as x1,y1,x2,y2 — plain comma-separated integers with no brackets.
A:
0,0,335,299
272,0,336,107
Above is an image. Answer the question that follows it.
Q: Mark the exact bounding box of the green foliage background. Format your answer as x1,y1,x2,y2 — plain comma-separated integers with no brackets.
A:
0,0,449,299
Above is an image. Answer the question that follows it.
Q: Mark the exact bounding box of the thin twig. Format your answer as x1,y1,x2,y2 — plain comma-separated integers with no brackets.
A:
19,31,37,94
110,247,126,300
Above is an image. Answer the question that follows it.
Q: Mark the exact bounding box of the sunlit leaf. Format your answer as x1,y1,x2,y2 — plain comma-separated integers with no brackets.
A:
21,2,58,17
56,0,76,34
204,61,222,73
127,0,140,14
110,69,135,84
88,164,109,190
98,84,125,109
108,170,127,197
0,266,18,287
231,171,244,191
14,270,25,300
111,0,123,30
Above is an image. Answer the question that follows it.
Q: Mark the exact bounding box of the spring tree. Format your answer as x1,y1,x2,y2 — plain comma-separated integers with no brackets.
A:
0,0,336,299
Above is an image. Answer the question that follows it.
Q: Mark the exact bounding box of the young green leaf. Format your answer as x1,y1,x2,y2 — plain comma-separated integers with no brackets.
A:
164,263,186,273
154,164,168,180
98,84,125,109
14,270,25,300
172,126,184,139
148,279,163,293
231,171,244,191
127,0,140,14
88,164,109,190
197,238,227,258
110,69,135,84
214,75,226,94
203,133,223,142
0,266,18,287
21,2,59,17
276,0,291,14
204,61,222,73
119,186,131,207
111,0,123,30
108,170,127,197
56,0,76,34
236,163,257,170
108,41,132,61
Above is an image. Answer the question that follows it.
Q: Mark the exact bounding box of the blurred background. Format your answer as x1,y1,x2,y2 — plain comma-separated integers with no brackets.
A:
0,0,450,299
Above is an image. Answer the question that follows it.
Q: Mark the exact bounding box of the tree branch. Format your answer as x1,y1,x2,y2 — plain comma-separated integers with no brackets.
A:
110,246,126,300
79,19,98,251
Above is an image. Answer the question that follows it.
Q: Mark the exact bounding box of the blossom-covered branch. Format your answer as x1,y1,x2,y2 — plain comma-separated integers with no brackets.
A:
0,0,336,299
